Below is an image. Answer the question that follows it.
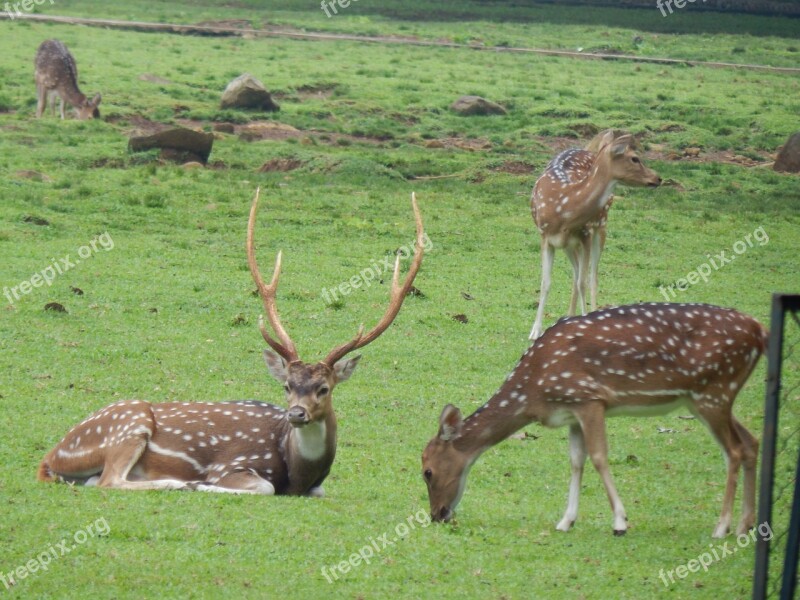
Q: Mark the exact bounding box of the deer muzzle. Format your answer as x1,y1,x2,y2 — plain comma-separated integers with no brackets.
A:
286,406,310,426
431,506,452,523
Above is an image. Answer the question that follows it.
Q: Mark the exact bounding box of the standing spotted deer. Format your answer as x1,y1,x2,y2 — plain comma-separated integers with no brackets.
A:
422,303,766,537
35,39,101,120
529,131,661,340
39,189,425,495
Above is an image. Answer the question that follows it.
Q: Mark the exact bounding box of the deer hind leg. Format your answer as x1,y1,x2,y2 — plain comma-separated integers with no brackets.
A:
733,418,758,534
576,404,627,535
557,423,587,532
530,239,555,340
691,400,747,538
190,470,276,495
96,432,188,491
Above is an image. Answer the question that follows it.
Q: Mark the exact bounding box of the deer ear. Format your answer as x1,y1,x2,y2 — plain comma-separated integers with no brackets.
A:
91,93,101,106
585,129,615,154
333,354,361,383
610,134,635,156
438,404,463,442
263,349,288,382
610,142,629,157
598,129,615,148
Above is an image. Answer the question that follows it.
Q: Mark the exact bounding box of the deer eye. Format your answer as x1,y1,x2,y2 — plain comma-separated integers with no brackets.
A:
631,156,640,164
317,386,329,397
424,469,433,481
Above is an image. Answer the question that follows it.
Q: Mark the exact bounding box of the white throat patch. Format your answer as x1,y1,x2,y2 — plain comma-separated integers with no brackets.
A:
294,421,328,461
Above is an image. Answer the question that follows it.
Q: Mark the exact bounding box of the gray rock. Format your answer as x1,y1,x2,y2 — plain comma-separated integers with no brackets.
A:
128,127,214,164
221,74,279,111
450,95,507,116
774,132,800,173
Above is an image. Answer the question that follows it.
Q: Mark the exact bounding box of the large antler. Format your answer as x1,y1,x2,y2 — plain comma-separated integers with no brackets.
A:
323,193,425,366
247,188,299,363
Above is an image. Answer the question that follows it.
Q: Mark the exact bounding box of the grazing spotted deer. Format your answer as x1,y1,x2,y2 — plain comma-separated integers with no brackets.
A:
34,39,101,120
423,303,765,537
529,131,661,340
39,189,425,495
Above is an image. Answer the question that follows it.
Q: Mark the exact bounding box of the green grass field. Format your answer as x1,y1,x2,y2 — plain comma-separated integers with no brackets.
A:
1,1,799,598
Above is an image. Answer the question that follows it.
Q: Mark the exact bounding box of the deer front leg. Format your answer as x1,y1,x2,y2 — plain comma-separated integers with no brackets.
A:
191,470,276,495
565,243,582,316
588,226,604,311
576,405,628,535
556,423,587,532
530,240,555,340
36,85,47,118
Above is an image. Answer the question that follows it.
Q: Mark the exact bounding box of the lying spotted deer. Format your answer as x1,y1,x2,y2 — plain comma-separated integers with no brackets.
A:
39,189,425,495
529,131,661,340
423,303,765,537
34,39,101,120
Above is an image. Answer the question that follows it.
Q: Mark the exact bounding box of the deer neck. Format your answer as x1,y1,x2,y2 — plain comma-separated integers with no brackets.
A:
453,342,586,459
60,84,88,110
284,411,337,494
453,371,542,460
571,156,618,215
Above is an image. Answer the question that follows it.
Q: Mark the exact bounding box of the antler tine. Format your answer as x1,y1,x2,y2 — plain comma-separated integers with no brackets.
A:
246,188,299,363
323,193,424,366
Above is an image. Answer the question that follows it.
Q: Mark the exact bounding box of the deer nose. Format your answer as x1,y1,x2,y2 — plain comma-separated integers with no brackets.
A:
286,407,309,425
432,506,452,522
649,176,662,187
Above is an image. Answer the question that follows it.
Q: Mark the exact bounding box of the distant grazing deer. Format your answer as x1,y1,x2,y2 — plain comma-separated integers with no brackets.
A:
39,189,425,496
529,130,661,340
423,303,765,537
34,39,101,120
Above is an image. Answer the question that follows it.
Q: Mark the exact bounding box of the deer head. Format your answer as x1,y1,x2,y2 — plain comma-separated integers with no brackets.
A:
597,133,661,188
76,93,101,120
247,188,425,429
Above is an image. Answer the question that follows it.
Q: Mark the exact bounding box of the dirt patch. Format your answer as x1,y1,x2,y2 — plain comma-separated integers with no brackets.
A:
89,157,126,169
645,146,770,167
423,137,493,151
567,123,601,137
126,115,172,135
232,120,387,146
14,170,52,182
238,121,302,142
493,161,536,175
295,83,339,100
138,73,174,85
258,158,304,172
195,19,252,30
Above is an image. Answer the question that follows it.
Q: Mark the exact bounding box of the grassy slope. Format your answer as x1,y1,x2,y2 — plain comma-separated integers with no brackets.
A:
1,2,799,599
12,0,800,68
